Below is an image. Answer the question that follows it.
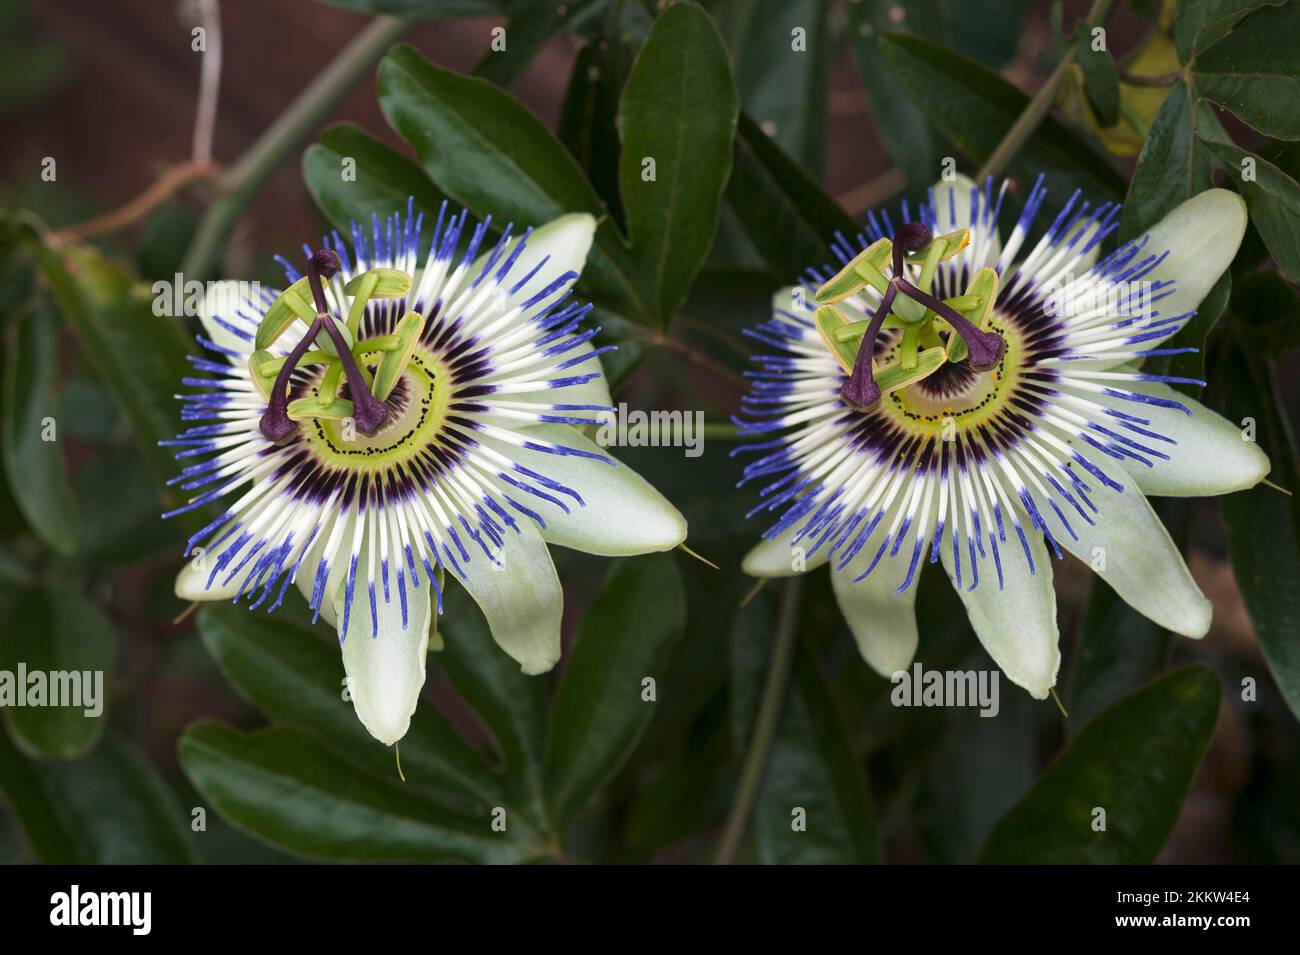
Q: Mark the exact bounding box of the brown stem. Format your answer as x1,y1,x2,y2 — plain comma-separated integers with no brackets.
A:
49,160,218,242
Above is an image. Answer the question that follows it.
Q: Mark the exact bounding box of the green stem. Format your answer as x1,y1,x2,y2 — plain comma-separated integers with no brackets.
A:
713,576,803,865
977,0,1114,182
181,15,411,279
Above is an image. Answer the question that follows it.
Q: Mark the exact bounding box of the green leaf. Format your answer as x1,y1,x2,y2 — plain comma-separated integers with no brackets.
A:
623,717,733,855
546,553,686,827
35,246,195,482
1120,81,1228,240
1073,21,1120,127
618,2,740,325
1191,2,1300,140
304,123,449,258
726,112,859,278
1174,0,1284,63
592,308,654,391
0,583,117,759
979,666,1220,863
1064,574,1170,730
0,721,78,861
729,589,777,751
1233,270,1300,357
2,302,77,554
437,581,551,825
377,44,648,322
197,604,514,818
60,375,119,442
754,634,882,864
0,731,198,863
1219,340,1300,722
1202,141,1300,283
74,446,181,562
880,32,1126,200
558,36,637,230
180,721,538,862
915,690,1040,863
717,0,829,177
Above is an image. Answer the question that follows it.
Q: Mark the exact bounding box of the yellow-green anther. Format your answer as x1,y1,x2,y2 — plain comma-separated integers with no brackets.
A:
813,304,860,374
903,228,970,265
255,277,317,350
371,311,426,401
343,267,411,299
249,349,278,401
287,395,356,422
872,347,947,395
814,237,892,304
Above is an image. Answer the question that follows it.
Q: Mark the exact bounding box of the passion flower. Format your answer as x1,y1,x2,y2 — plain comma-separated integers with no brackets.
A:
168,203,687,744
736,175,1266,699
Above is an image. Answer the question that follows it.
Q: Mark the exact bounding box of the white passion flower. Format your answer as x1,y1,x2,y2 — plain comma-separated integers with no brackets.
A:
736,175,1268,700
168,203,687,745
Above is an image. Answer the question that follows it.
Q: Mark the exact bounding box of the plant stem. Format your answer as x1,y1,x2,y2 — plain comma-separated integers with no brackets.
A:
977,0,1115,183
713,575,803,865
181,15,411,280
50,160,218,242
192,0,223,166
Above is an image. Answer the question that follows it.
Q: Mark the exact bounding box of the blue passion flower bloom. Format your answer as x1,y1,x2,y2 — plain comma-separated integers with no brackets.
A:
736,175,1267,700
168,204,686,745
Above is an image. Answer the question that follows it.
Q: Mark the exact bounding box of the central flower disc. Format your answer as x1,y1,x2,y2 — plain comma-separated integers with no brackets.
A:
295,347,452,469
874,316,1026,440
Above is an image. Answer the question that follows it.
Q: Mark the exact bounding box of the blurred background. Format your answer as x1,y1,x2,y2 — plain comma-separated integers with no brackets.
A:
1,0,1298,864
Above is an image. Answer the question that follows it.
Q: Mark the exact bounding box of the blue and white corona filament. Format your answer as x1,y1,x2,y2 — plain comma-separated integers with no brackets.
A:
737,176,1267,699
168,204,686,745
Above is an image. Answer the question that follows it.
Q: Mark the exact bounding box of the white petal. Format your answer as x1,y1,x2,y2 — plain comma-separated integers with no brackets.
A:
175,549,242,602
450,519,563,675
334,542,433,747
940,526,1060,699
471,212,596,327
742,522,830,578
484,423,685,556
1116,189,1246,356
478,213,611,409
773,284,812,317
1056,451,1211,638
294,510,356,628
1098,377,1270,496
830,538,919,678
930,173,1002,266
498,339,613,411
